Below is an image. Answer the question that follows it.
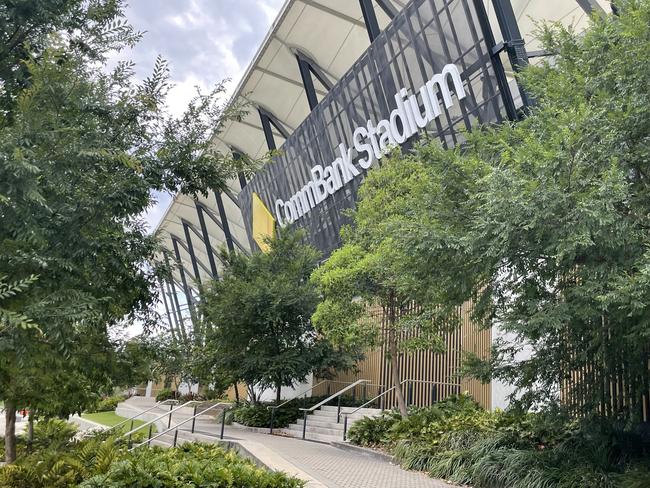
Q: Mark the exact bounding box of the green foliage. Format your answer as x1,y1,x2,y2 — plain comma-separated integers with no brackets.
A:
311,154,450,416
347,411,401,447
89,395,126,413
231,403,301,429
32,419,79,449
155,388,175,402
336,0,650,421
0,429,303,487
199,229,356,401
347,397,650,487
0,0,252,463
79,443,304,488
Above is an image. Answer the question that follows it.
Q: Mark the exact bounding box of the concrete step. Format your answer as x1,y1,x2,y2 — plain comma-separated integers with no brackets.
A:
278,428,342,444
293,418,348,430
286,424,345,438
320,405,383,415
309,410,376,423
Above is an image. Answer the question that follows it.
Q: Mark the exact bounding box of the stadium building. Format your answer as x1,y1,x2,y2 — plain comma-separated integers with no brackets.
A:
155,0,611,409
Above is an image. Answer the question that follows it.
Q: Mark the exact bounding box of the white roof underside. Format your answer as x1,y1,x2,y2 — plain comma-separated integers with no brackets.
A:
157,0,610,290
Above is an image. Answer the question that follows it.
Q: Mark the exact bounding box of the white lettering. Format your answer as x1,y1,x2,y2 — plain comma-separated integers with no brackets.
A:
354,127,375,170
272,63,466,223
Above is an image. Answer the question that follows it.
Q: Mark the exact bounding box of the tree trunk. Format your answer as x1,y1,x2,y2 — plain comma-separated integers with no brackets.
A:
275,381,282,405
233,383,240,403
4,400,16,463
387,294,408,417
27,415,34,453
389,328,408,417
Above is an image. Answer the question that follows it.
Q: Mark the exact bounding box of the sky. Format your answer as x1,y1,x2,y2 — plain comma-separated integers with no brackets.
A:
117,0,284,231
113,0,284,337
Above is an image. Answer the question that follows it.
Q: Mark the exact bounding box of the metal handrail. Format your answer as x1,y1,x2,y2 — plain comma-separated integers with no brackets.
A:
130,401,232,450
120,400,203,443
342,383,401,418
267,379,328,434
341,378,451,440
300,379,369,413
295,379,369,440
268,380,328,411
107,399,178,433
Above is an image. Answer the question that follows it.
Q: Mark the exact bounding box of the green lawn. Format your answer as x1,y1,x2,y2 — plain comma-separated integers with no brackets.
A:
81,411,155,435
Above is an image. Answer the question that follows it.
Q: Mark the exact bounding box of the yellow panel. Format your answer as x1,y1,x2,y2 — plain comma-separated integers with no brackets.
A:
252,192,275,253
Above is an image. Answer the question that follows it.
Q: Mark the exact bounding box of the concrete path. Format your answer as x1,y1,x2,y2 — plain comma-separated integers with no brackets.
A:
0,410,27,437
221,426,451,488
118,398,451,488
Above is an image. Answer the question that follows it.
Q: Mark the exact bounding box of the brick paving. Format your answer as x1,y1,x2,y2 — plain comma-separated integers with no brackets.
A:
222,426,452,488
118,400,452,488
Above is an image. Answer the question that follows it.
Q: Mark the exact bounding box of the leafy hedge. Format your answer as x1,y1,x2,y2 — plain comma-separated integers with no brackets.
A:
232,403,301,428
156,388,175,402
90,395,127,413
346,395,650,487
79,443,303,488
0,421,304,487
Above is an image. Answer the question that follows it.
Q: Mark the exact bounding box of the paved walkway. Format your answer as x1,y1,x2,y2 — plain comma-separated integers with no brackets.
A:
117,399,451,488
222,426,450,488
0,410,27,437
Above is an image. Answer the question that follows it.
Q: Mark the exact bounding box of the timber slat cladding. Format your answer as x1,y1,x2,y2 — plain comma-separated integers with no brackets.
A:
316,300,491,409
559,331,650,423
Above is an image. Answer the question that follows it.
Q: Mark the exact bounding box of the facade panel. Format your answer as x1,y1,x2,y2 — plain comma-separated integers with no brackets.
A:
240,0,511,257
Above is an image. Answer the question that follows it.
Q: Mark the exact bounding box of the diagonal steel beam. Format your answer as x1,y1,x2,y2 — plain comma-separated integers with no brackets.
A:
195,201,249,255
170,232,211,280
359,0,381,42
194,205,220,279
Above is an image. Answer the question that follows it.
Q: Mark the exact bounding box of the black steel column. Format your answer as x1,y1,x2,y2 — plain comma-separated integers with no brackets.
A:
159,277,176,336
473,0,518,120
297,54,319,111
575,0,606,15
491,0,531,108
375,0,398,18
197,201,249,255
238,173,247,189
182,222,202,284
215,193,235,252
195,202,219,279
164,252,187,343
171,238,197,321
258,109,277,151
359,0,381,42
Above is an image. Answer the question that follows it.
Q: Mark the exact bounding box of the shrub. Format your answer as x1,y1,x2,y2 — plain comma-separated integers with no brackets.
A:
92,395,127,413
346,411,401,447
32,418,79,449
156,388,175,402
232,402,301,428
79,442,303,487
0,436,304,488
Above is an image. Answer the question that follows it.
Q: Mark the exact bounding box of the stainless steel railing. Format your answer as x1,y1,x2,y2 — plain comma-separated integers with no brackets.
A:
130,401,232,450
267,380,328,434
120,400,204,448
107,399,178,434
297,379,369,440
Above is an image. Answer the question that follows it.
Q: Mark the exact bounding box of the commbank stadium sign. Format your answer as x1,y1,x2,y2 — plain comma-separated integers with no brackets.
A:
274,64,466,226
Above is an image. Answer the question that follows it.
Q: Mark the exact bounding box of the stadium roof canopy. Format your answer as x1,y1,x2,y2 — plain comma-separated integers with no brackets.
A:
155,0,609,309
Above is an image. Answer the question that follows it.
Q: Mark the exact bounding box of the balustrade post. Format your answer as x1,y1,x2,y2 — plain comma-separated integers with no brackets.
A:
220,409,227,439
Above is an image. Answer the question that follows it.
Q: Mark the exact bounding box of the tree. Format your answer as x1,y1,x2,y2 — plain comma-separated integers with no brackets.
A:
311,154,450,417
200,229,355,404
349,1,650,419
0,1,251,462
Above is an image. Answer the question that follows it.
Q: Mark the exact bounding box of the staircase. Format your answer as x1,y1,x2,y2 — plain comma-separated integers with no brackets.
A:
281,405,383,443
